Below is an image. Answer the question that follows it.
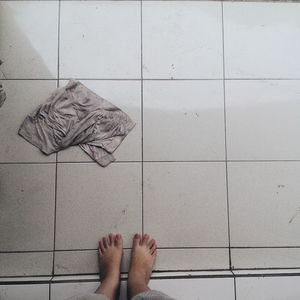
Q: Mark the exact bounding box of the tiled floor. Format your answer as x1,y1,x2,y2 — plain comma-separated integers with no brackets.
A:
1,0,300,294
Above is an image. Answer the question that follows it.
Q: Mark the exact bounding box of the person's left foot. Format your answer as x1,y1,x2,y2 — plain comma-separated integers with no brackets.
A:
95,233,123,300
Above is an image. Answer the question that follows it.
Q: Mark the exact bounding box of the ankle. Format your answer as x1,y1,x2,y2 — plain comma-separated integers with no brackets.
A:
127,281,150,299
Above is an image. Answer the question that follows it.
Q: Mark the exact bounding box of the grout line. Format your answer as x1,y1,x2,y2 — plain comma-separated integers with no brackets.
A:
4,78,300,82
3,78,300,81
221,1,232,270
3,245,300,254
141,0,144,236
233,275,237,300
48,282,51,300
3,160,300,166
52,0,61,279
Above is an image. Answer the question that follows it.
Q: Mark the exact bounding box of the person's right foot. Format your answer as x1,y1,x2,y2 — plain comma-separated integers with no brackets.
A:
127,234,157,298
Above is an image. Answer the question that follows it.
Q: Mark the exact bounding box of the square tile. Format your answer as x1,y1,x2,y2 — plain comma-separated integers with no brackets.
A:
223,2,300,79
228,162,300,247
0,164,55,251
150,278,235,300
143,81,225,161
55,163,142,250
0,284,49,300
144,162,228,247
236,276,300,300
60,1,140,78
57,80,141,162
226,80,300,160
142,1,223,79
231,248,300,270
0,80,56,163
0,1,58,79
0,252,53,276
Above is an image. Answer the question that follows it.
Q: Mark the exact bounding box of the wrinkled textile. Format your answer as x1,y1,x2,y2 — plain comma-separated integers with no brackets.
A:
18,80,135,166
66,290,175,300
0,83,6,108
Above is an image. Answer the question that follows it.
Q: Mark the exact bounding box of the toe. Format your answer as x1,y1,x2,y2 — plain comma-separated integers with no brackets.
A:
151,244,157,255
109,233,115,246
142,234,150,245
115,234,123,248
102,236,108,249
132,233,141,247
148,239,155,249
99,239,105,253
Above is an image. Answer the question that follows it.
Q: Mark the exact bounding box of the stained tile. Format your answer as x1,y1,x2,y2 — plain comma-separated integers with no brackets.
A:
231,248,300,270
223,2,300,78
0,284,49,300
150,278,235,300
144,162,228,247
142,1,223,79
0,252,53,276
143,81,225,161
236,276,300,300
0,1,58,79
60,1,140,78
226,80,300,160
0,80,56,163
55,163,142,250
57,80,141,162
228,162,300,247
0,164,55,251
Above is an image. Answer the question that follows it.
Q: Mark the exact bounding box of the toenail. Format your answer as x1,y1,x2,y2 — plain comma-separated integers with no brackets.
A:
134,233,140,238
116,234,121,240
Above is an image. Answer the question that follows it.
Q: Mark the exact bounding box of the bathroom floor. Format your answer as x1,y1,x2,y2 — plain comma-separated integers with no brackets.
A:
1,0,300,299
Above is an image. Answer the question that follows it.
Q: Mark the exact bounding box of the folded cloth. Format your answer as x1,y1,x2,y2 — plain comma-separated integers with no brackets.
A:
18,80,135,167
0,82,6,108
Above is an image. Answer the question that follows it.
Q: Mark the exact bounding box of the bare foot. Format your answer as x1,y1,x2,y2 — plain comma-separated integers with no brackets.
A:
95,233,123,300
127,233,157,299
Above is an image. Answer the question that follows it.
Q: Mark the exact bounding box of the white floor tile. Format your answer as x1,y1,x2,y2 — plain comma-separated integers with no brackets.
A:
0,1,58,79
51,281,127,300
236,276,300,300
55,163,142,250
155,249,230,271
226,80,300,160
144,162,228,247
232,248,300,269
54,250,130,275
57,80,141,162
228,162,300,247
0,252,53,277
223,2,300,79
60,1,140,78
142,1,223,79
150,278,235,300
0,284,49,300
0,164,55,251
0,80,56,163
54,248,229,275
143,81,225,161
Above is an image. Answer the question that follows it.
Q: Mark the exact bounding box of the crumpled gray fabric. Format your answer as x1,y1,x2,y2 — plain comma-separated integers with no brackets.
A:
18,80,135,166
66,290,175,300
0,83,6,108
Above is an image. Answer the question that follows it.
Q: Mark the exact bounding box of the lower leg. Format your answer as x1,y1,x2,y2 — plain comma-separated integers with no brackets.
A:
127,234,157,299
